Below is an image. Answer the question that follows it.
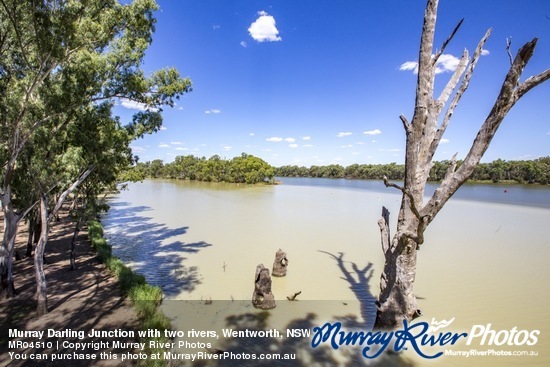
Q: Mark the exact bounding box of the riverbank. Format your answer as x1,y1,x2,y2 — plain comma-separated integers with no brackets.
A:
0,211,140,366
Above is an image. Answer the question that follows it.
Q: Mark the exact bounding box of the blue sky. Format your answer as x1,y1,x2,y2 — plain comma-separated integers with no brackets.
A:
117,0,550,167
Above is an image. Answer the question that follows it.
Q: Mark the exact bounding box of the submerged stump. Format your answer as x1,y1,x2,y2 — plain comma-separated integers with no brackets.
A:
252,264,276,309
272,249,288,277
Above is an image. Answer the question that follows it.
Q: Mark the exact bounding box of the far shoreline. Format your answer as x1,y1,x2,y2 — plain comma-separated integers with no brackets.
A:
130,177,550,209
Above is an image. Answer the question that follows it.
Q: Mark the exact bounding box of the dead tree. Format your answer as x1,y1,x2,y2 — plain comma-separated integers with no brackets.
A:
272,248,288,277
375,0,550,329
252,264,276,310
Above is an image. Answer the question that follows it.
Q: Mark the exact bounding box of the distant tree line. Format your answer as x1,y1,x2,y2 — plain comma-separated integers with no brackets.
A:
136,153,275,184
275,156,550,184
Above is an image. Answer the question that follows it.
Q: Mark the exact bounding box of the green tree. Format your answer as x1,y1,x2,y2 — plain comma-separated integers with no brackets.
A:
149,159,165,178
0,0,191,299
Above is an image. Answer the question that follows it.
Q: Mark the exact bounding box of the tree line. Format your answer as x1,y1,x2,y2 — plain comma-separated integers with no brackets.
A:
136,153,275,184
275,157,550,184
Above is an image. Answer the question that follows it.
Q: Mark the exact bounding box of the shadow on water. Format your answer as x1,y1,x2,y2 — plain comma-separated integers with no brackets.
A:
187,310,415,367
102,203,212,297
181,247,414,367
318,251,378,331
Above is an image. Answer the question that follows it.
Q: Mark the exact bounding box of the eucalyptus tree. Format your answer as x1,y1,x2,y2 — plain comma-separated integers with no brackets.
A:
375,0,550,328
0,0,192,298
27,102,135,315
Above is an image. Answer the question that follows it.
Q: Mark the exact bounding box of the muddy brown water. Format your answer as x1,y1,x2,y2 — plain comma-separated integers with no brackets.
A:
103,179,550,366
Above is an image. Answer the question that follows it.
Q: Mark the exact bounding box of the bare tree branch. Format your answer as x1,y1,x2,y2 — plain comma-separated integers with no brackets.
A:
515,68,550,101
415,0,438,111
432,18,464,66
49,166,95,222
382,175,404,192
429,28,492,159
377,207,391,253
383,176,422,221
506,37,513,66
400,115,412,135
435,50,468,111
422,38,541,222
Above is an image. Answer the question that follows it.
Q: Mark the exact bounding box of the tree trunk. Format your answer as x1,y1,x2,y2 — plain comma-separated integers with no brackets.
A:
376,206,422,329
69,219,81,270
1,199,19,298
26,219,34,258
26,214,40,258
377,247,419,329
33,166,94,316
34,195,49,317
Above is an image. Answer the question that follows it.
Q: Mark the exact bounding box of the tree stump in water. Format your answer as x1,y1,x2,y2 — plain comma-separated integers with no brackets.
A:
252,264,276,309
272,249,288,277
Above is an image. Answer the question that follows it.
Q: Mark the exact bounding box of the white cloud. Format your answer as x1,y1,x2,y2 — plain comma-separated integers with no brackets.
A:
378,148,401,152
400,54,463,75
205,109,221,114
399,61,419,73
266,136,295,143
159,144,170,148
160,126,167,131
400,49,491,75
302,136,311,141
303,144,314,148
131,145,145,153
240,41,248,48
340,144,354,148
440,138,450,143
223,146,232,151
171,141,184,145
435,54,461,74
248,11,282,42
289,144,298,148
249,132,255,136
337,132,352,138
363,129,382,136
175,147,188,151
120,98,157,112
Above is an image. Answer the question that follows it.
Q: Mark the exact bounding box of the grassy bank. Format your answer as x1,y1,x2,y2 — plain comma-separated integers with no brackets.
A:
87,220,170,367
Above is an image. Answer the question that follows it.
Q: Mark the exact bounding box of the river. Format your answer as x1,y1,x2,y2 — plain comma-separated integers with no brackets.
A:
102,178,550,367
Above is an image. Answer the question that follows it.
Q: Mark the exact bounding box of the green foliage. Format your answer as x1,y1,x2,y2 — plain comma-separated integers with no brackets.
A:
87,220,170,367
138,153,276,184
275,157,549,185
1,0,192,213
277,162,405,180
